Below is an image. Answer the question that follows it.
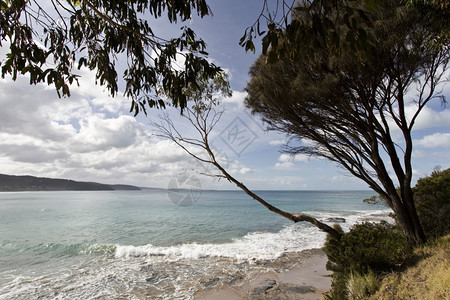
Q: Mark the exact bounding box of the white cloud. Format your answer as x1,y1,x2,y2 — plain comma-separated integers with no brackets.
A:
70,115,143,152
275,161,295,169
1,144,69,163
1,41,447,190
0,71,210,187
0,79,73,141
415,133,450,149
274,153,311,169
271,176,307,188
239,167,253,174
221,91,247,110
278,153,310,163
269,139,285,145
406,105,450,130
412,149,450,159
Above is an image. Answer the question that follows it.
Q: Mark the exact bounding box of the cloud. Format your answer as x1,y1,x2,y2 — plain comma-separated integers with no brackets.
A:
222,90,246,103
278,153,310,163
239,167,253,174
412,149,450,159
70,115,144,152
275,161,295,169
0,143,69,163
415,133,450,149
221,91,248,111
271,176,307,188
0,71,209,187
269,139,285,145
1,43,446,190
413,133,450,162
405,105,450,130
0,78,75,141
274,153,311,169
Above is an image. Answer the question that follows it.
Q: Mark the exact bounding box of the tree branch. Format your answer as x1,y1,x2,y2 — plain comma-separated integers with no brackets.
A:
151,103,343,240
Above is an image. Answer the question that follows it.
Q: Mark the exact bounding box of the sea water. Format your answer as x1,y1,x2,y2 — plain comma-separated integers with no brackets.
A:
0,190,391,299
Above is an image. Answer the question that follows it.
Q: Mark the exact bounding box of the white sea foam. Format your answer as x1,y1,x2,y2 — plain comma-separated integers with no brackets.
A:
115,223,326,261
115,208,393,261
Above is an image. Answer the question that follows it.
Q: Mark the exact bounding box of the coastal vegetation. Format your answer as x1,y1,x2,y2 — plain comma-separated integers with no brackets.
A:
323,168,450,299
371,234,450,300
324,233,450,300
413,167,450,239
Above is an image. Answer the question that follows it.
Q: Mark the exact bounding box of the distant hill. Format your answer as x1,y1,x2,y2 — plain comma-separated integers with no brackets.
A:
0,174,141,191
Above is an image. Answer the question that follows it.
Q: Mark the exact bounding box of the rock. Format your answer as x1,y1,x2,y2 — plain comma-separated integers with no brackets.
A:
251,279,277,296
326,217,346,223
200,277,221,288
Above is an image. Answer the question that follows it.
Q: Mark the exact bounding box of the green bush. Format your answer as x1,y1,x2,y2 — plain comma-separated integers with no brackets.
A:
326,221,409,274
413,167,450,239
324,221,410,299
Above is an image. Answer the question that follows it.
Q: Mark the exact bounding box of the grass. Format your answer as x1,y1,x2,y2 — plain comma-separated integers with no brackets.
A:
346,270,379,300
369,234,450,300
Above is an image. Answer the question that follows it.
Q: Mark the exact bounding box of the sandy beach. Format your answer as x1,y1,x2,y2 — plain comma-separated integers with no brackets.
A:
194,249,332,300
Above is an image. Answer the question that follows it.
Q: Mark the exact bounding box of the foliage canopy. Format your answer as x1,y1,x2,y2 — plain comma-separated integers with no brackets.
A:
241,0,449,64
0,0,222,115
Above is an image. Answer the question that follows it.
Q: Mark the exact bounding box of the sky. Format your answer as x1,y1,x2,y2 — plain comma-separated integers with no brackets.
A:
0,0,449,191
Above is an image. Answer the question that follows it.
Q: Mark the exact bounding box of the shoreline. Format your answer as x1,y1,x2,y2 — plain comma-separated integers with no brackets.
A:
194,249,332,300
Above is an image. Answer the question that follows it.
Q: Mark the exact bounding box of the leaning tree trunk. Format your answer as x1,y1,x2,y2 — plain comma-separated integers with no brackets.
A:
400,187,427,245
389,191,426,245
206,145,343,240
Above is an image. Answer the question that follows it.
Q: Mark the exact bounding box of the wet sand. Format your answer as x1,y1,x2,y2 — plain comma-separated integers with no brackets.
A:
194,249,332,300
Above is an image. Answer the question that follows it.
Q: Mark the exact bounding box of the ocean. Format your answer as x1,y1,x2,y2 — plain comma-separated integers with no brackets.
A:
0,189,391,299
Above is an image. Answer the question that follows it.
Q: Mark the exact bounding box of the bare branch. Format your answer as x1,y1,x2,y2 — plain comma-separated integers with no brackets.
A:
150,102,342,240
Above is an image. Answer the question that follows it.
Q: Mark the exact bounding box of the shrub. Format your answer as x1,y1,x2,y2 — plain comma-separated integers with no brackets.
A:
326,221,409,275
324,221,410,299
413,167,450,239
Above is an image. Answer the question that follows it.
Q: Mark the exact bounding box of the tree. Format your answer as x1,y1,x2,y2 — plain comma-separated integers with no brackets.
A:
245,0,449,244
0,0,222,114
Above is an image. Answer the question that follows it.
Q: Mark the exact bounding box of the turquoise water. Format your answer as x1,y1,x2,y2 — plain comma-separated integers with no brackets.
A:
0,190,390,299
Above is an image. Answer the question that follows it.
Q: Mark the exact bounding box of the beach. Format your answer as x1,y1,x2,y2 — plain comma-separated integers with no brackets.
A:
195,249,332,300
0,190,389,299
